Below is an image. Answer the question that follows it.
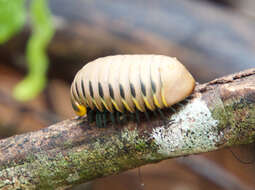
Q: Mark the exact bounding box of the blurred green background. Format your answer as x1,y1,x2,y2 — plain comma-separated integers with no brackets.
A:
0,0,54,101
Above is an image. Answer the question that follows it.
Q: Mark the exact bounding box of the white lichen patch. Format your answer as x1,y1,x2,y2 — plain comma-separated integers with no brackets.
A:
66,172,80,183
121,128,139,142
152,98,220,157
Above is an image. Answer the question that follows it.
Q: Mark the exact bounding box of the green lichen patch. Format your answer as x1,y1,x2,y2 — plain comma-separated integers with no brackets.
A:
0,126,161,189
213,95,255,146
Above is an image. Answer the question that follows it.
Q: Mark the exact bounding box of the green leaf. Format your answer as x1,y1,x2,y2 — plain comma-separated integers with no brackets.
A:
0,0,26,43
13,0,55,101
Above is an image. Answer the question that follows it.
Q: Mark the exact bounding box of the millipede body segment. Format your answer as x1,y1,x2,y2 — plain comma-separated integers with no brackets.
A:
71,55,195,127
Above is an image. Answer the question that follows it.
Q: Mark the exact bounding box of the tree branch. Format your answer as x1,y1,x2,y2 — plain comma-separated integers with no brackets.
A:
0,68,255,189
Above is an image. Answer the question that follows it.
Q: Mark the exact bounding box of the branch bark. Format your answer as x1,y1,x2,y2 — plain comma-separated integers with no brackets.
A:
0,68,255,189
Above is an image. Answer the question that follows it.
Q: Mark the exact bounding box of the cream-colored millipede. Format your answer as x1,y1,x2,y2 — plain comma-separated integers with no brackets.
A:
70,54,195,127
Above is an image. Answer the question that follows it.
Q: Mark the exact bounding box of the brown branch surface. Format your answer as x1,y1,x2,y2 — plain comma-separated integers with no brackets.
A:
0,68,255,189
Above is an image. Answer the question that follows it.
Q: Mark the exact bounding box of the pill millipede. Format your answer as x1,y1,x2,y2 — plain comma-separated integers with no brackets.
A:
71,54,195,127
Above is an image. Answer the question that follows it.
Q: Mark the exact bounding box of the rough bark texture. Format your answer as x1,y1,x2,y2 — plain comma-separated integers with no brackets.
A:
0,68,254,189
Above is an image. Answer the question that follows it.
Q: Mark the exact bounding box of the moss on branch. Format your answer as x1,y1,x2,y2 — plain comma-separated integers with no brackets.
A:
0,68,255,189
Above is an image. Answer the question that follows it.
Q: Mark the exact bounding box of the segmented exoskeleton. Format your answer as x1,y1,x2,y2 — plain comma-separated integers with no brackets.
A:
71,55,195,127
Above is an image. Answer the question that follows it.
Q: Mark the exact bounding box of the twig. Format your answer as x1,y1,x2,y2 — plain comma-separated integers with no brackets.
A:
0,68,255,189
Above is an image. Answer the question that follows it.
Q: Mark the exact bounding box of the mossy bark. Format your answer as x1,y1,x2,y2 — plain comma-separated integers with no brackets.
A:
0,68,254,189
202,69,255,146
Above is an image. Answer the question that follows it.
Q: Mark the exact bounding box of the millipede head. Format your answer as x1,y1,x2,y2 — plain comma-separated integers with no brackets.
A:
71,99,87,117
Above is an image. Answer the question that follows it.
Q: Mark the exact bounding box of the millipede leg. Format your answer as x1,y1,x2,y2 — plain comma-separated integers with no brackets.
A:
116,112,120,124
182,98,190,104
157,109,166,120
122,113,127,124
98,113,102,128
96,113,99,127
144,111,150,121
135,110,140,124
110,113,115,125
88,110,93,123
176,102,184,108
129,113,135,122
185,95,193,101
102,112,107,127
170,107,176,113
87,112,90,123
152,110,158,117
